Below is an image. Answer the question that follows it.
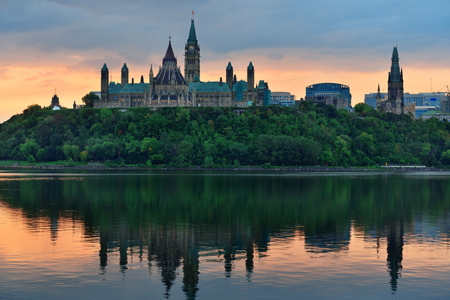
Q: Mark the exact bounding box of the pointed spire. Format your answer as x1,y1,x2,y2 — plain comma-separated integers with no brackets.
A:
163,39,177,64
227,62,233,70
188,19,197,43
122,63,128,70
102,63,108,71
149,64,153,76
392,46,398,59
378,84,380,92
248,61,254,70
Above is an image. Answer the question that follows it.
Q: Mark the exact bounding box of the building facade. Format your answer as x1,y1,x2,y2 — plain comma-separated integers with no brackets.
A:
305,83,351,108
366,91,449,116
270,92,295,106
94,18,269,109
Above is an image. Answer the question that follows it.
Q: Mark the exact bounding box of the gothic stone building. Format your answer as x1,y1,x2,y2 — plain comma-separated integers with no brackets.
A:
377,46,404,114
94,18,269,109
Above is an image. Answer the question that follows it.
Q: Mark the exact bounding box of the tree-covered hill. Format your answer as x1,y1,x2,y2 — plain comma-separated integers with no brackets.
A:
1,102,450,167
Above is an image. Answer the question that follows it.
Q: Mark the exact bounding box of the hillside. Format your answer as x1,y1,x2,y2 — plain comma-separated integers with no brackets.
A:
1,103,450,167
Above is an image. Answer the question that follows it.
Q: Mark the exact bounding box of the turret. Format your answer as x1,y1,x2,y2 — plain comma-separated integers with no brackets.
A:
376,84,382,109
121,63,129,88
149,65,154,85
226,62,233,90
247,62,254,94
101,63,109,101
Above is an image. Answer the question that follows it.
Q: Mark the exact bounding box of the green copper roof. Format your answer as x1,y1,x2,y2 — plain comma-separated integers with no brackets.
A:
102,63,108,71
232,80,247,92
189,81,231,93
107,82,149,94
257,80,266,89
421,110,450,116
193,74,200,82
188,19,197,43
108,82,122,94
121,83,148,94
227,62,232,70
248,61,254,70
122,63,128,70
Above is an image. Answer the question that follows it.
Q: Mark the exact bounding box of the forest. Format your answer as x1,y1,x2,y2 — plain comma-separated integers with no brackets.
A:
1,102,450,167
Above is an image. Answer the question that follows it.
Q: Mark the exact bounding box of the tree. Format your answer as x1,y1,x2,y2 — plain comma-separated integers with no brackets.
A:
81,93,99,108
441,150,450,165
27,154,36,163
204,156,214,168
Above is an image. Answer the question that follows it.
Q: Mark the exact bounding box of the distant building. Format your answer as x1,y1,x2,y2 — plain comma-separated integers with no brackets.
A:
94,18,269,109
376,46,404,114
366,91,449,114
404,103,415,118
51,93,60,107
270,92,295,106
305,83,351,108
365,92,387,108
420,110,450,121
415,106,435,119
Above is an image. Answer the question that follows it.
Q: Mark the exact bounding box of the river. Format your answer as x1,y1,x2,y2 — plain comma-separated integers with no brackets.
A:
0,170,449,299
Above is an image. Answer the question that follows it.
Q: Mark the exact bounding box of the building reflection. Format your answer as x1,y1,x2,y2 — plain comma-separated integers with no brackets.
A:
94,223,269,299
386,220,404,293
2,173,449,298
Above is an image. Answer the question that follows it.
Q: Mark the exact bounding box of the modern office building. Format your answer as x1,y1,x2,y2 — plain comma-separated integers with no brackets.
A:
305,83,351,108
415,106,437,119
365,92,388,107
270,92,295,106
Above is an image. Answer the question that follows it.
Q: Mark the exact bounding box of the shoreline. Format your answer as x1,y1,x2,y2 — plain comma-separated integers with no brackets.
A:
0,165,444,172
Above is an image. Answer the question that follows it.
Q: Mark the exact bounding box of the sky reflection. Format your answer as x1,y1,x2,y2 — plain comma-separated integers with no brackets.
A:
0,172,450,299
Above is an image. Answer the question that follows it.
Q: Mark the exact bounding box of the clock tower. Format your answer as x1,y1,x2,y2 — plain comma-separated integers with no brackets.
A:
185,18,200,83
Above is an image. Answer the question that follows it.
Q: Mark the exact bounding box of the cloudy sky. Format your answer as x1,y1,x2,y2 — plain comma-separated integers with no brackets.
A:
1,0,449,122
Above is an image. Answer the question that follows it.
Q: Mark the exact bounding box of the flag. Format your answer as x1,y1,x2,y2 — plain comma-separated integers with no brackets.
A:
192,10,194,15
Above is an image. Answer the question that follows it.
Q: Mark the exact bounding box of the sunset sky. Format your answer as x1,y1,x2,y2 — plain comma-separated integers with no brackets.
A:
1,0,449,122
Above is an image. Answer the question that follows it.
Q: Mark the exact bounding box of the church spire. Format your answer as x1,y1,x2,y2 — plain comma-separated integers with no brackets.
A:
389,46,401,83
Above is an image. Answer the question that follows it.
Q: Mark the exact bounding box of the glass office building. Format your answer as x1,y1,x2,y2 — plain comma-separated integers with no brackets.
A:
306,83,351,108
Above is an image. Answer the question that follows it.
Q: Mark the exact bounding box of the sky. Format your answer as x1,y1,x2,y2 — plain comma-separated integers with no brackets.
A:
0,0,449,122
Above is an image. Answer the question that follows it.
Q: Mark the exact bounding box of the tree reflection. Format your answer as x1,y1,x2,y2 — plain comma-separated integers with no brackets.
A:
1,172,450,298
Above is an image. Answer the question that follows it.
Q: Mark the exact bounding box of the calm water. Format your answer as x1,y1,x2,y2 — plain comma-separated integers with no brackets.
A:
0,170,449,299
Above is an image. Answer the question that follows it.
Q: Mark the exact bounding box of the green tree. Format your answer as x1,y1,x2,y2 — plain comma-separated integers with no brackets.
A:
81,93,99,108
27,154,36,163
204,156,214,168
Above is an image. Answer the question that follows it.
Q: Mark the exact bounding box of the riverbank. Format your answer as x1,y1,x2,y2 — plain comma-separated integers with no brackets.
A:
0,164,444,172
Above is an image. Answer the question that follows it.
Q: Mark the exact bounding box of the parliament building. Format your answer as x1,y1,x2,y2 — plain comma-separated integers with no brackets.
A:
95,18,270,109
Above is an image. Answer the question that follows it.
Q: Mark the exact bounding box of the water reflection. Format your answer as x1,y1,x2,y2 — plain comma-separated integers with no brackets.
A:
0,171,450,299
